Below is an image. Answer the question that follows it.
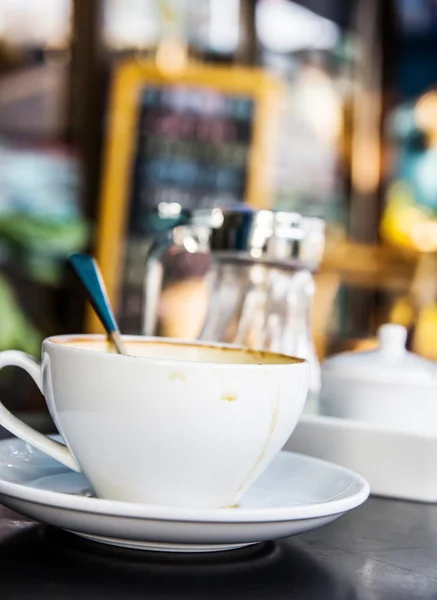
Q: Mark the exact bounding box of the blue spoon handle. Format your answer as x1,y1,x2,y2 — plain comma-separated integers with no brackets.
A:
68,254,127,354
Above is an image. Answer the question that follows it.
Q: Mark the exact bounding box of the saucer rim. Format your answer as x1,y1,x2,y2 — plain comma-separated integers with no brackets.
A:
0,441,370,523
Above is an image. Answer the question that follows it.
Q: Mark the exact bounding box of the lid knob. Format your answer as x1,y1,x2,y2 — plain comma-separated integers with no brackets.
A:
378,324,407,355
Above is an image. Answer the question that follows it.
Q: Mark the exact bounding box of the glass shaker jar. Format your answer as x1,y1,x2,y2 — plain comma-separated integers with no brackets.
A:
144,207,325,395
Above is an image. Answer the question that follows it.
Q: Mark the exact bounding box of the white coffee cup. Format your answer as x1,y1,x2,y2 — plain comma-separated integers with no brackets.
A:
0,335,309,509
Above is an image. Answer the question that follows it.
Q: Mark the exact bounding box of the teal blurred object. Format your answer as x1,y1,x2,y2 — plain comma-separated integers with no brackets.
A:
389,100,437,213
397,146,437,212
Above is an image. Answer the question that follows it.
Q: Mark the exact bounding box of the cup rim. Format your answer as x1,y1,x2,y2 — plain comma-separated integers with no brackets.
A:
44,334,307,369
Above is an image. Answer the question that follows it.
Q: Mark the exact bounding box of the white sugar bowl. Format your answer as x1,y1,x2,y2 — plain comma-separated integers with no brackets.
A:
320,324,437,434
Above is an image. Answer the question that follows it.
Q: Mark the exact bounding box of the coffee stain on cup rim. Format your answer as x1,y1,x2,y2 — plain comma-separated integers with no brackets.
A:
46,335,305,366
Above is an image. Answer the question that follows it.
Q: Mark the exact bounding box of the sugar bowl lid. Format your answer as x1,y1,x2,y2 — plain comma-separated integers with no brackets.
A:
322,324,437,384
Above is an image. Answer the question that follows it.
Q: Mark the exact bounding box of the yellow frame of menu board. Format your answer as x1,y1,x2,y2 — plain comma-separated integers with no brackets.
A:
88,59,282,333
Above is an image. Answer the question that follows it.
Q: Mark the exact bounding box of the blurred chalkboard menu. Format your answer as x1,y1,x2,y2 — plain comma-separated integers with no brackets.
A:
92,61,281,334
130,85,254,232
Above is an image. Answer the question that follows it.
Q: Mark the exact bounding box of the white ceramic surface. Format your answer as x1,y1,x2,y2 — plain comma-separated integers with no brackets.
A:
0,437,369,552
0,335,309,509
287,398,437,503
320,324,437,434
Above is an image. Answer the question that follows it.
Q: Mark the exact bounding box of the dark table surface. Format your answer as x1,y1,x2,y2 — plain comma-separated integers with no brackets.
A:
1,497,437,600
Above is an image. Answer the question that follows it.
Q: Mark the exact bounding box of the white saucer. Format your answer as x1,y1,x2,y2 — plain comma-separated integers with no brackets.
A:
0,437,369,552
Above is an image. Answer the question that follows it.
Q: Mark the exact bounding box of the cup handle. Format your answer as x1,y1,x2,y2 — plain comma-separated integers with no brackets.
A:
0,350,81,472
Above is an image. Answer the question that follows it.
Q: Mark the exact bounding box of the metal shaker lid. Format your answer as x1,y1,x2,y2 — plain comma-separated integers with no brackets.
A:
191,206,325,269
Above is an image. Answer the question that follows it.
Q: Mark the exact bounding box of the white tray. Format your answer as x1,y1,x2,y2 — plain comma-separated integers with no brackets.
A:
285,398,437,503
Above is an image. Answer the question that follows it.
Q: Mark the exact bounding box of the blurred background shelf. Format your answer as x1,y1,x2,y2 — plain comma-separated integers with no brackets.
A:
1,0,437,415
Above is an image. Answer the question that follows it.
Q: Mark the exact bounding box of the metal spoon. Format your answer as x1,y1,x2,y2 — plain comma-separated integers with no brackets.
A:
68,253,128,355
